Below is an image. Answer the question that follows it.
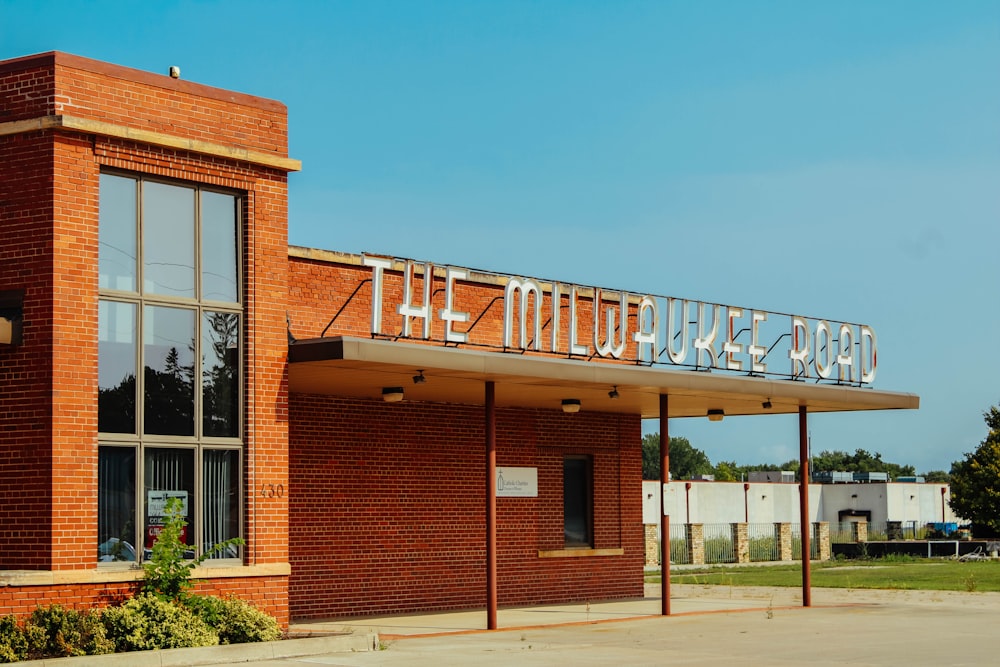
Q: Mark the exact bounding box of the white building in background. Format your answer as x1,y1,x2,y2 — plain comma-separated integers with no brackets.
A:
642,480,961,528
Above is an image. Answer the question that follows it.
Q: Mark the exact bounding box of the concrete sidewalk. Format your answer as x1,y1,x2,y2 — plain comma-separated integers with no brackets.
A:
17,584,1000,665
272,583,1000,666
288,583,795,638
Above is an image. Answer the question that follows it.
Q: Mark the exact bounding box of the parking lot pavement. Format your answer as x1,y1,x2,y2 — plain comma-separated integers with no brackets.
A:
206,585,1000,667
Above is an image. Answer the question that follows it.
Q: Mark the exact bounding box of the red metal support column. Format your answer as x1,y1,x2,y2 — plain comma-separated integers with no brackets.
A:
486,381,498,629
659,393,670,616
743,482,750,523
798,405,812,607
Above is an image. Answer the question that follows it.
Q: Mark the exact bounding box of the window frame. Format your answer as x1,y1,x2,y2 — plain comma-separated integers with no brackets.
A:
97,170,245,567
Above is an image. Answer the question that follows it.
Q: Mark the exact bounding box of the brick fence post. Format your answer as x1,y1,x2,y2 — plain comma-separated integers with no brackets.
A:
776,522,792,561
645,524,659,566
853,521,869,543
814,521,831,561
733,523,749,563
687,523,704,565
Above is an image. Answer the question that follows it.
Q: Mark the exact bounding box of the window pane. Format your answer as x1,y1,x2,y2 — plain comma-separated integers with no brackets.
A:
99,174,138,291
143,181,195,298
144,306,195,436
98,300,137,434
203,450,240,558
564,457,592,547
202,311,240,438
98,447,137,562
201,191,239,303
144,448,195,559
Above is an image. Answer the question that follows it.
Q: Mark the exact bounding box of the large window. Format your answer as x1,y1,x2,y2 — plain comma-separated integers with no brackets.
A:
97,172,242,564
563,456,593,548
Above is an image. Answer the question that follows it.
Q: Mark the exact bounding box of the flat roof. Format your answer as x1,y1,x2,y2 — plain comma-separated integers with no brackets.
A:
288,336,919,418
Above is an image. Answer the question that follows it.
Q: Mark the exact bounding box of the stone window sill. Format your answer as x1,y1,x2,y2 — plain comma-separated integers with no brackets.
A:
537,548,624,558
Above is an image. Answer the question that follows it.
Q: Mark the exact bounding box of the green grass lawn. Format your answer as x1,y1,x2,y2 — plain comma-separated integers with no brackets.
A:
645,558,1000,592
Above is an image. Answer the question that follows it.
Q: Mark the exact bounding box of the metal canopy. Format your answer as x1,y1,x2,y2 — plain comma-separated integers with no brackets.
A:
288,336,919,418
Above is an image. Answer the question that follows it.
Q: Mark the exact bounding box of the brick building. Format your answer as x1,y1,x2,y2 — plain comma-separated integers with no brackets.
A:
0,52,917,626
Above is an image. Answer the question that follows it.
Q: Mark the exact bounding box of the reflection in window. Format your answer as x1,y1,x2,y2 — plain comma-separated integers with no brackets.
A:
201,191,238,303
99,174,137,292
203,311,240,438
143,181,195,298
98,447,136,562
98,300,137,434
204,450,240,558
144,306,195,436
564,456,593,548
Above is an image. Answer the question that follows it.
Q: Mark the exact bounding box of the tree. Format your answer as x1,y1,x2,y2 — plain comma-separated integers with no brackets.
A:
143,497,243,602
949,405,1000,536
809,448,915,479
713,460,738,482
641,434,712,480
923,470,950,483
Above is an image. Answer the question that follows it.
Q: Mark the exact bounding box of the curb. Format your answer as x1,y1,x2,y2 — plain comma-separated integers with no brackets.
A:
12,632,379,667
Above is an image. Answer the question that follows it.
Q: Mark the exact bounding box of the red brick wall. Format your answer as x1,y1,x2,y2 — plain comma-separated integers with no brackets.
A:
0,52,289,151
0,52,291,613
0,583,136,617
0,131,55,569
289,394,643,620
0,57,56,121
0,577,288,626
193,576,290,625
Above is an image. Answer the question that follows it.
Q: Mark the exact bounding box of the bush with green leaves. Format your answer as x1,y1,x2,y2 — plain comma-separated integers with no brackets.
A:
101,593,219,652
143,496,244,602
0,616,28,663
187,595,282,644
0,497,279,662
26,604,114,658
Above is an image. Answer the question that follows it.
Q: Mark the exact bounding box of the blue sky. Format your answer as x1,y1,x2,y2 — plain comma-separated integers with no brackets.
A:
4,1,998,473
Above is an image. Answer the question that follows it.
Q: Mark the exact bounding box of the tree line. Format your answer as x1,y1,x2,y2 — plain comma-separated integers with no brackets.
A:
641,433,949,483
643,403,1000,536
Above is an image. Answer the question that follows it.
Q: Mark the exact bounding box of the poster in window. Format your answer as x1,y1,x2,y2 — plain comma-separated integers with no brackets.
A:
146,490,189,548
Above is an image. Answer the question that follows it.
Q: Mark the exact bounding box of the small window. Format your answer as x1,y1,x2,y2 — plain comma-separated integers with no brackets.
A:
563,456,593,548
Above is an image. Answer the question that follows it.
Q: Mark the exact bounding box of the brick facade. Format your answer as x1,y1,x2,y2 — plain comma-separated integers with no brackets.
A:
1,51,646,626
0,52,292,623
288,394,643,619
283,252,646,619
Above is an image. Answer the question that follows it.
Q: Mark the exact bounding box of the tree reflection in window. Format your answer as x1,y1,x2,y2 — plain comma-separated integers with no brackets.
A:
98,374,137,434
144,306,195,436
203,311,239,438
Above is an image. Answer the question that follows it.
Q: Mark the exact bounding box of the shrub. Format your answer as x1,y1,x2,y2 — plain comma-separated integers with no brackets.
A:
26,605,114,658
18,623,47,662
187,596,282,644
0,616,27,663
101,594,219,651
143,497,244,602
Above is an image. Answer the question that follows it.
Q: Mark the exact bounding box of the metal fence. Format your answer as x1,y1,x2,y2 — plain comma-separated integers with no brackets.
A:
651,522,828,566
791,523,819,559
748,523,780,562
669,522,690,564
703,523,736,564
829,522,855,544
830,520,930,543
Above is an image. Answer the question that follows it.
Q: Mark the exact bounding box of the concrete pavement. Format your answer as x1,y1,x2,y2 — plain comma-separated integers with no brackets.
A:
238,583,1000,666
16,583,1000,666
